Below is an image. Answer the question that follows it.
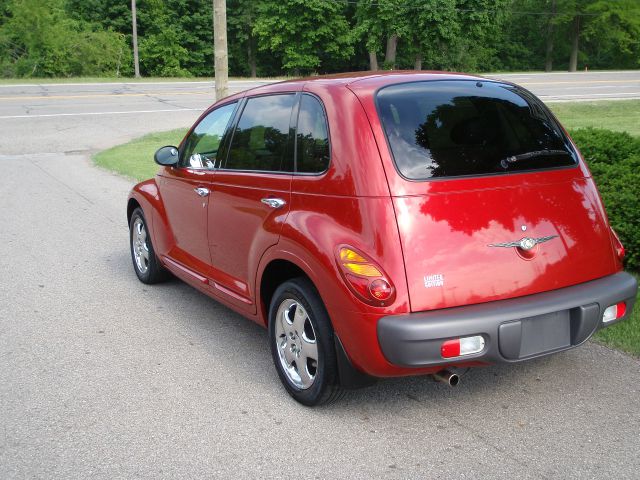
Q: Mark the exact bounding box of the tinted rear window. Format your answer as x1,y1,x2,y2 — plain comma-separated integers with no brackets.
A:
376,81,577,180
225,94,295,172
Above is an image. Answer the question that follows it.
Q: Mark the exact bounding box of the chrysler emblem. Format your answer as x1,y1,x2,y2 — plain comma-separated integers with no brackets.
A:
489,235,558,251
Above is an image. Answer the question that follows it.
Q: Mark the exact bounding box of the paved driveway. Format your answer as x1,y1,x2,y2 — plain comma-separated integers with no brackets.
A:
1,74,639,479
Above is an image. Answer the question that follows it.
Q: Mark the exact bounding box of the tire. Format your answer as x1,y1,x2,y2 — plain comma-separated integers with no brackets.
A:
268,277,345,406
129,207,169,284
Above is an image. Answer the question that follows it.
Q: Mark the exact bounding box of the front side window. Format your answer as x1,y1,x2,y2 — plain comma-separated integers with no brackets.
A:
181,102,237,169
225,94,295,172
296,94,330,173
376,81,577,180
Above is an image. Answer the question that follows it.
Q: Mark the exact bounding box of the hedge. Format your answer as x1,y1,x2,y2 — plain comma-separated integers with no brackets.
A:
570,128,640,272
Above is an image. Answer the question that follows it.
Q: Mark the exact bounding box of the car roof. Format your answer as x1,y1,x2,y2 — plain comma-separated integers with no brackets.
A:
230,70,491,98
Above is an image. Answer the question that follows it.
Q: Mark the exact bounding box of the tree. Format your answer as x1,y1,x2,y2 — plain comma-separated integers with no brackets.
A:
228,0,258,77
213,0,228,99
545,0,557,71
582,0,640,69
0,0,127,77
254,0,354,74
407,0,460,70
131,0,140,77
355,0,411,70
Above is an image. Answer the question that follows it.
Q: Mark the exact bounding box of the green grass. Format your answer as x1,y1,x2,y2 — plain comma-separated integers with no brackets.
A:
93,129,187,181
550,100,640,137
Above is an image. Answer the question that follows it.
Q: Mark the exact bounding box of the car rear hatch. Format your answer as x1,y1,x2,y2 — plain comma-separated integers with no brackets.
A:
370,79,617,312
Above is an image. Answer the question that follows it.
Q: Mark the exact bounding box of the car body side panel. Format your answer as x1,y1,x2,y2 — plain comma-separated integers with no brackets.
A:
156,168,215,268
270,193,410,375
208,171,293,313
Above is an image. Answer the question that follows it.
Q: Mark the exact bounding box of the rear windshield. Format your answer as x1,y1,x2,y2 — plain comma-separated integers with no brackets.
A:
376,80,577,180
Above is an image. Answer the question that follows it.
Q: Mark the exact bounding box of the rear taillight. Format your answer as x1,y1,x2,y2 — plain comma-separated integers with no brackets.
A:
610,227,625,262
441,336,485,359
336,246,396,306
602,302,627,323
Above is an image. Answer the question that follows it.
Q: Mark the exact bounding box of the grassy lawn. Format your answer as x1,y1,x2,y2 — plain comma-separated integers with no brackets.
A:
94,129,186,180
93,100,640,357
549,100,640,137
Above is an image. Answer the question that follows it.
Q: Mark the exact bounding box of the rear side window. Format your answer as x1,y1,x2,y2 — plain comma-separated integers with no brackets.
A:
296,94,330,173
376,81,577,180
225,94,295,172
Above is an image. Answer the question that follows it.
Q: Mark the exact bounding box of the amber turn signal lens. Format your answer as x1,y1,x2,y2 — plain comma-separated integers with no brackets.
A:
339,248,382,277
342,262,382,277
339,248,368,263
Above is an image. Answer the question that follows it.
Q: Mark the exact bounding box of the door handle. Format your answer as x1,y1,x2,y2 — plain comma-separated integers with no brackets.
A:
194,187,210,197
261,197,286,209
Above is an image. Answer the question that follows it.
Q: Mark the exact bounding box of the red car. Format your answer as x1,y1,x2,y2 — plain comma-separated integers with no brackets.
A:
128,72,637,406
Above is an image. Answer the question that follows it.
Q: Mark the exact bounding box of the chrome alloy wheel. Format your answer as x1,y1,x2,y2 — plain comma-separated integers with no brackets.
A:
274,299,318,390
132,217,150,274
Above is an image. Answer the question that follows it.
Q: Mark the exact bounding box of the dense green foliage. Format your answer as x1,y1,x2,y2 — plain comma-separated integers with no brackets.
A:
569,128,640,272
1,0,638,77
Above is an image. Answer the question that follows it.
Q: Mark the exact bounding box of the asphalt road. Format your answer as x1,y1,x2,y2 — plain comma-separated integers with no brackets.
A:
1,73,639,479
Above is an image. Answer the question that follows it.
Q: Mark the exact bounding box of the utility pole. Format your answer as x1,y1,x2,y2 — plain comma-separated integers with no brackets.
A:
213,0,229,100
131,0,141,78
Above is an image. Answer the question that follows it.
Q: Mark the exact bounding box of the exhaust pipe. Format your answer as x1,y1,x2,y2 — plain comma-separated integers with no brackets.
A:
432,369,460,387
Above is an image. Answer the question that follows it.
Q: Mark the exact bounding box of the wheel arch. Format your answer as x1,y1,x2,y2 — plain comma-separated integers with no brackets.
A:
127,178,174,257
258,255,318,327
127,197,141,225
259,251,377,389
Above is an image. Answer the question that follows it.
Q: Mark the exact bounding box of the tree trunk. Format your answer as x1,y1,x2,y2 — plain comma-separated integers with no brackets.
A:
369,51,378,71
414,52,423,71
568,15,580,72
544,0,556,72
248,35,256,78
385,34,398,69
131,0,140,78
213,0,228,100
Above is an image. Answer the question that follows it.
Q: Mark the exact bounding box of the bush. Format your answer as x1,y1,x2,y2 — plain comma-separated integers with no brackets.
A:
0,0,128,78
570,128,640,272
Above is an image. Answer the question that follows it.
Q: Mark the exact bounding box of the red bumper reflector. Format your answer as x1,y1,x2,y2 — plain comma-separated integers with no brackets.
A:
441,339,461,358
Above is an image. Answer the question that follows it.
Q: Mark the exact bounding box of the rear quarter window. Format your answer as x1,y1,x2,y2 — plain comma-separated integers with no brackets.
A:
376,80,578,180
295,94,330,174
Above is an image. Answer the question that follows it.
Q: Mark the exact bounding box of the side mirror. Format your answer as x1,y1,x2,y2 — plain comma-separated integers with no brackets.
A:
154,146,179,166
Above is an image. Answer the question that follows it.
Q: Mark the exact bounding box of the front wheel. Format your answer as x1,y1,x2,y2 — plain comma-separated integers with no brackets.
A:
268,278,344,406
129,207,168,284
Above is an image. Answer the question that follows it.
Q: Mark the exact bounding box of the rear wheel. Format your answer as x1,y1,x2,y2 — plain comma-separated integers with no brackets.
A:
269,278,344,406
129,207,168,284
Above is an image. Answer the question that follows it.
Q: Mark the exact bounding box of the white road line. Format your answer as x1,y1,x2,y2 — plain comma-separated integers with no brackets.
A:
0,108,203,119
539,92,640,98
544,97,639,103
490,71,640,76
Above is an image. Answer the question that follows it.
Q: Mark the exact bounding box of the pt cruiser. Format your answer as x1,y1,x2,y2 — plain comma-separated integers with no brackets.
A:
127,72,637,406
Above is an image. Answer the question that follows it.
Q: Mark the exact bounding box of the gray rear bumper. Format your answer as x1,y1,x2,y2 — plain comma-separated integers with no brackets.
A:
378,272,637,368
